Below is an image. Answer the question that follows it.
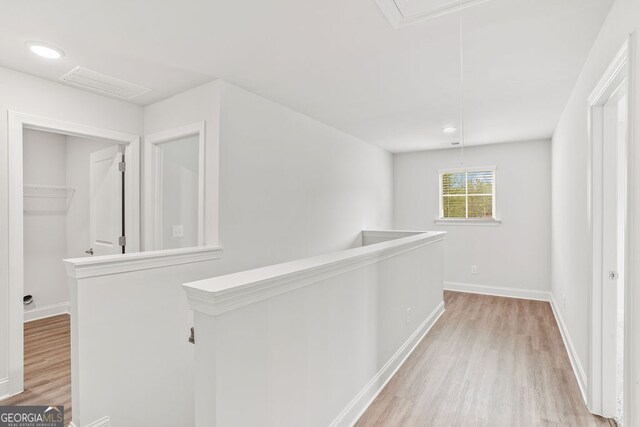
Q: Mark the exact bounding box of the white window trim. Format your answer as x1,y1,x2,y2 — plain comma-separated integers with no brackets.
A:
434,218,502,226
437,166,500,225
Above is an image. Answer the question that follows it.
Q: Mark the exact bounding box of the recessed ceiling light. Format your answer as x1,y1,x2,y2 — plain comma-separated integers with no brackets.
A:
26,42,64,59
443,127,457,134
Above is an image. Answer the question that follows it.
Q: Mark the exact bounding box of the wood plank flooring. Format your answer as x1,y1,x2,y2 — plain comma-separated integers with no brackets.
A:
0,295,617,427
0,314,71,426
356,291,615,427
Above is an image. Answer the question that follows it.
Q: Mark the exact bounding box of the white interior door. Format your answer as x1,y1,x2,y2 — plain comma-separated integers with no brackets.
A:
89,145,124,256
601,82,627,419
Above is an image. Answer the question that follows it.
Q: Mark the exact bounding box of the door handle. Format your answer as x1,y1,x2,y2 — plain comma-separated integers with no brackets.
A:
85,248,94,255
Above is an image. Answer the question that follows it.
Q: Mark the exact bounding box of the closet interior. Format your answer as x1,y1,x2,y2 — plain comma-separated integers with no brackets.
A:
22,128,119,317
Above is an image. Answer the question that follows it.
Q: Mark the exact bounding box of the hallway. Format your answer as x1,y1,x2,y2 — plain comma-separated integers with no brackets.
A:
356,292,614,426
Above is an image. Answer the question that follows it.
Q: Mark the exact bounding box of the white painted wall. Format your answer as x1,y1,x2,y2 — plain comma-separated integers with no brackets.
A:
69,79,394,425
216,81,394,273
143,80,394,271
394,140,551,294
187,233,444,427
143,81,221,248
551,0,640,419
69,259,221,427
0,65,143,397
22,129,68,315
3,71,393,419
66,136,117,259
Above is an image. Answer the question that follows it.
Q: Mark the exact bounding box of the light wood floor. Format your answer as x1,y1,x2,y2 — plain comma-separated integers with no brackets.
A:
0,314,71,426
356,291,615,427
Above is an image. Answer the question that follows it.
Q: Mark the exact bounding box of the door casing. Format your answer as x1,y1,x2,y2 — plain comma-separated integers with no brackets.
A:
4,111,140,398
587,37,634,425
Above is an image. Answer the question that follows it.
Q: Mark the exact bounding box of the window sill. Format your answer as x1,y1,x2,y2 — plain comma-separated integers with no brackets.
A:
434,219,502,226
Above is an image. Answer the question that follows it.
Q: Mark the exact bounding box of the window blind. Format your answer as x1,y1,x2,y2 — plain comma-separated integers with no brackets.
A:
440,169,495,219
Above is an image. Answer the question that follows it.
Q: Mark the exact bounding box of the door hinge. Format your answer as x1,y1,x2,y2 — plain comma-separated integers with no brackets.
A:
119,236,126,247
118,161,126,172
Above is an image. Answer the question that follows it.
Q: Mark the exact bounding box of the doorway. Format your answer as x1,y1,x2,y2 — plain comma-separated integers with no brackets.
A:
22,129,125,317
600,80,627,424
16,129,128,423
4,112,140,406
588,39,631,425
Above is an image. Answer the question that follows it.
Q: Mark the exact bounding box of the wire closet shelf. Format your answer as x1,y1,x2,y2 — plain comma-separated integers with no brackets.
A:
23,184,75,212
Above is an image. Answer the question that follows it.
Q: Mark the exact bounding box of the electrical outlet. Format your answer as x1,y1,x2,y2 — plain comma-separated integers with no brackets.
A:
406,307,411,325
471,265,478,274
172,225,184,238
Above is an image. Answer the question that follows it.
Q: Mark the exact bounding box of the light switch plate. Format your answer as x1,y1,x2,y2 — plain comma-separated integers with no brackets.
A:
172,225,184,238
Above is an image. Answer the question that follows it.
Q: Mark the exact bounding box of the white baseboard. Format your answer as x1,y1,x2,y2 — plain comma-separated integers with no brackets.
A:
330,300,446,427
69,416,110,427
549,294,588,405
445,283,589,409
24,302,70,322
444,281,551,301
0,377,9,401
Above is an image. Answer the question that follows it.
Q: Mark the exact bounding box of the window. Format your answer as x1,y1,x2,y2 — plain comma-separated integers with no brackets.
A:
439,167,496,220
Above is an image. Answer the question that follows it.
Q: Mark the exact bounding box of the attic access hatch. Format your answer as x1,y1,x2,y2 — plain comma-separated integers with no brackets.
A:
375,0,490,28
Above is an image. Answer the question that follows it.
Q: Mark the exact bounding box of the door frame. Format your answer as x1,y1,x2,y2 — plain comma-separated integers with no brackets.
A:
586,36,634,423
143,121,206,250
5,111,140,397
